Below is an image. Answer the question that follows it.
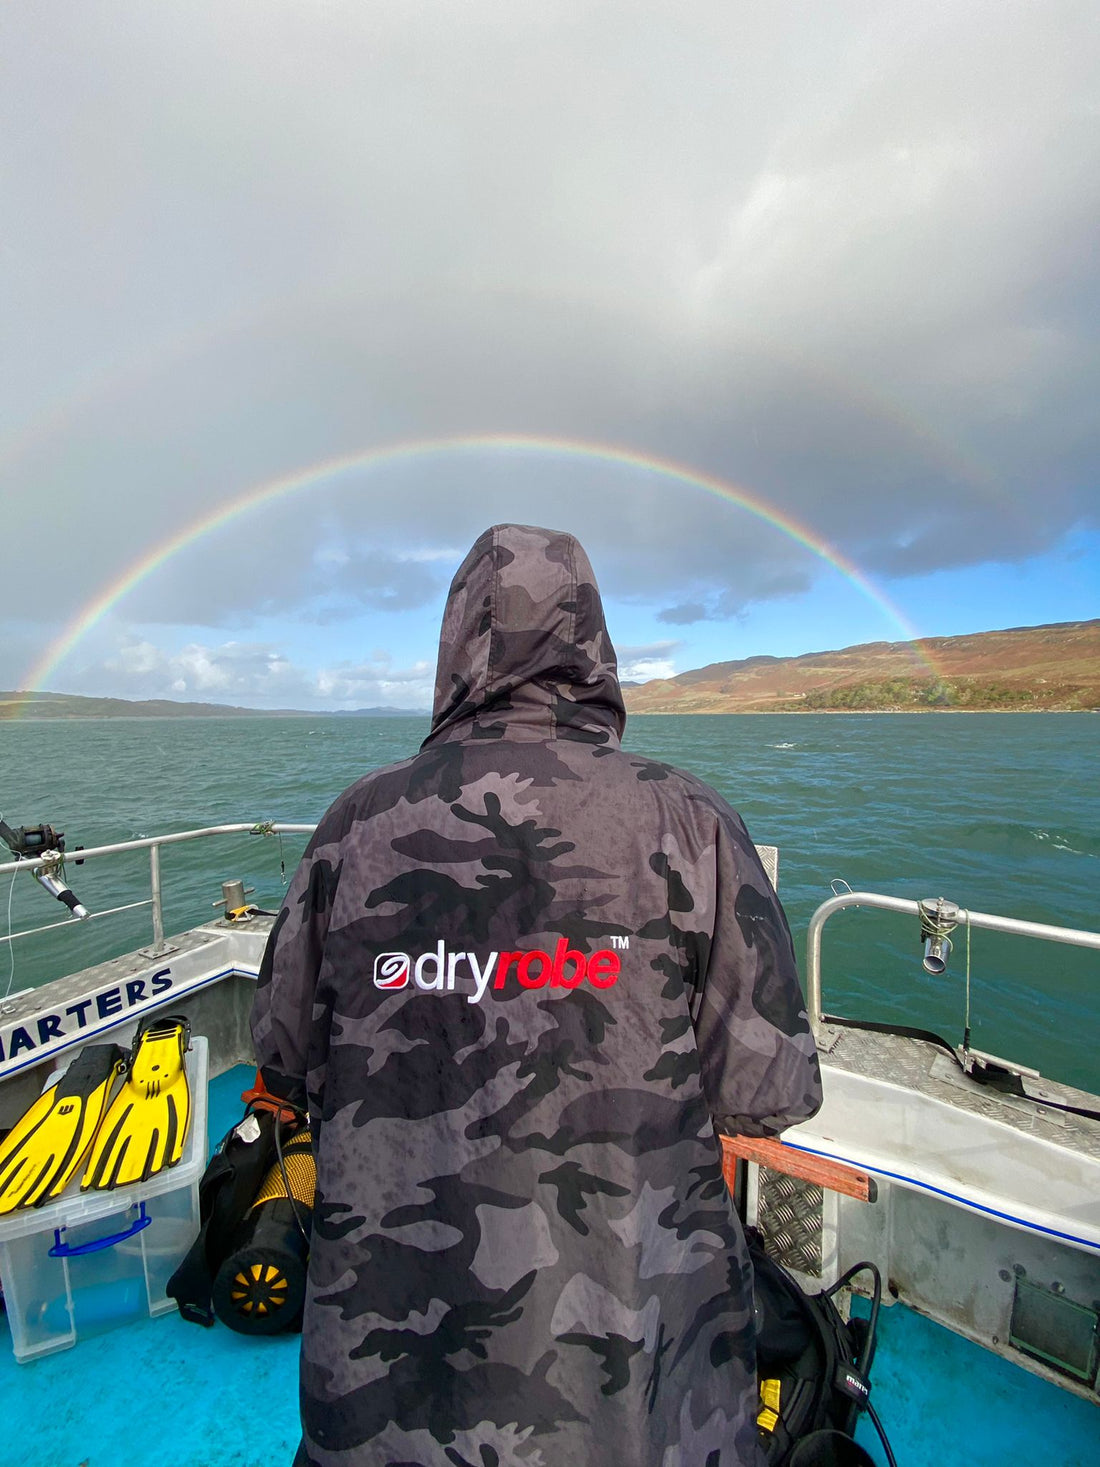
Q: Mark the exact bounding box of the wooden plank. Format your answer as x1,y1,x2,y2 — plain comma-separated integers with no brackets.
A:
720,1133,875,1203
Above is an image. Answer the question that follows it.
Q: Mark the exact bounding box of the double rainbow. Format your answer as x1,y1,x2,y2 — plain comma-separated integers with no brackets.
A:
17,433,939,709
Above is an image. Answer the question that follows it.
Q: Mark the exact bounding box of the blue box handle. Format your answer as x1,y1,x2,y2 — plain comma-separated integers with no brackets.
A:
49,1201,151,1258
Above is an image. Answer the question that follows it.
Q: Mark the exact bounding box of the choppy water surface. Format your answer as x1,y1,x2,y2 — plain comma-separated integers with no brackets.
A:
2,713,1096,1089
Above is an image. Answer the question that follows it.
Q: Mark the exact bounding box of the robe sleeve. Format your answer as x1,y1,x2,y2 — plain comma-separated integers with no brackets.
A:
691,804,822,1138
249,825,342,1112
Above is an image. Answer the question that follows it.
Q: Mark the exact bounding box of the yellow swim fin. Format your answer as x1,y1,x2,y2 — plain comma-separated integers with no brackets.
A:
0,1045,125,1214
82,1016,191,1191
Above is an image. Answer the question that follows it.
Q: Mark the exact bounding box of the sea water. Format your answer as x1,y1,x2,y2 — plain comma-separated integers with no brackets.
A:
1,713,1096,1090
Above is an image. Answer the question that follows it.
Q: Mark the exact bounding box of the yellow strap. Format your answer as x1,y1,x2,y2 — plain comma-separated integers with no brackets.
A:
761,1378,782,1412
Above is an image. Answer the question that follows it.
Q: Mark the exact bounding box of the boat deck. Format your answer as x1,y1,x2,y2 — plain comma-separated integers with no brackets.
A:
2,1069,1096,1467
817,1021,1100,1159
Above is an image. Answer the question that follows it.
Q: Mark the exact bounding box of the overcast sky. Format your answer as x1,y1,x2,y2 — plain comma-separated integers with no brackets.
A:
1,1,1096,711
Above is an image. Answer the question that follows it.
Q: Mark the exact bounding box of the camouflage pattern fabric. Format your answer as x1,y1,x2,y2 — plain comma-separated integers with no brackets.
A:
252,524,822,1467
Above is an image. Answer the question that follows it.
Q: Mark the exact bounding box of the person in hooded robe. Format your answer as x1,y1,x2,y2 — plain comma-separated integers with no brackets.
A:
252,523,822,1467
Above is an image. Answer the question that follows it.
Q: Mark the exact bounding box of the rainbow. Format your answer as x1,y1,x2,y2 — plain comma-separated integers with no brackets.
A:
17,433,940,706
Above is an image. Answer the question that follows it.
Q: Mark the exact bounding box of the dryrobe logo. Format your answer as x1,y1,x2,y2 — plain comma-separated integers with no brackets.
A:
374,953,412,990
373,938,621,1005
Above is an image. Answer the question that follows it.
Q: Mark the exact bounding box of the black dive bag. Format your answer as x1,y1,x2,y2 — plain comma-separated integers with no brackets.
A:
167,1107,311,1333
749,1230,895,1467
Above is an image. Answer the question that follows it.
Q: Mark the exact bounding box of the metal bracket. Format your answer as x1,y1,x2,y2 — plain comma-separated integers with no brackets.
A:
138,941,180,959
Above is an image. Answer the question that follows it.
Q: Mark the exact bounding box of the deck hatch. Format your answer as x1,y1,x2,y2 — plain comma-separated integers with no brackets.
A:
1008,1277,1099,1385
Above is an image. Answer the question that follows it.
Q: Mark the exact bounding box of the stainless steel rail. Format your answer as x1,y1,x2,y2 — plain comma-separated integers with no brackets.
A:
8,832,1098,1024
0,823,316,952
806,890,1100,1031
1,899,152,945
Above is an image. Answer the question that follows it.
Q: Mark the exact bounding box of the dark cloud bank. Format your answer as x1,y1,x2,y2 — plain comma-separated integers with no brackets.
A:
1,2,1096,703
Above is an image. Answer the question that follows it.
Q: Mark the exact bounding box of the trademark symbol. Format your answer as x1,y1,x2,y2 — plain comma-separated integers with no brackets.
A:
610,935,630,950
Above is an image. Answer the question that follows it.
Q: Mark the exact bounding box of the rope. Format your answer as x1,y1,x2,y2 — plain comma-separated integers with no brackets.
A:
919,900,959,945
250,820,287,886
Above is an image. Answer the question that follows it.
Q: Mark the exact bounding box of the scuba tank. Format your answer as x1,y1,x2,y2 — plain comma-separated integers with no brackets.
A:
210,1125,314,1335
167,1075,315,1335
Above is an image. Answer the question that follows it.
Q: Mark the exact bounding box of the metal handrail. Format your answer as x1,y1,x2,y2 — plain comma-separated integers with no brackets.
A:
9,834,1098,1024
2,899,153,946
0,823,316,952
806,889,1100,1031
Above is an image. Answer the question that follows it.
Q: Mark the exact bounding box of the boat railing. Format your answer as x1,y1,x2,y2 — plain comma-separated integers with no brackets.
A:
806,889,1100,1034
8,832,1098,1037
0,823,316,958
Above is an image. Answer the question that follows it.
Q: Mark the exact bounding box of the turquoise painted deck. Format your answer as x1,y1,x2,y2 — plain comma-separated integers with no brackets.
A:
1,1067,302,1467
850,1297,1097,1466
1,1068,1095,1467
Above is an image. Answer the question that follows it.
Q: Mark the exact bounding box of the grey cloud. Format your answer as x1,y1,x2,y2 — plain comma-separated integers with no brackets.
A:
315,654,436,710
123,528,446,629
0,623,48,692
318,550,443,616
1,1,1098,670
59,639,315,707
657,603,710,626
657,567,812,625
616,639,683,683
57,637,435,712
715,571,814,614
616,640,683,660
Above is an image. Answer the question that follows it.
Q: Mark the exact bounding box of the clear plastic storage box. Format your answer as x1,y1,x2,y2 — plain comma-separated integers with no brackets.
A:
0,1035,208,1362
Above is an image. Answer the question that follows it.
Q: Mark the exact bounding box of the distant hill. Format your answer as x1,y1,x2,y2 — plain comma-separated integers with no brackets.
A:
330,707,428,717
0,691,428,720
4,619,1096,719
0,691,313,720
623,619,1100,714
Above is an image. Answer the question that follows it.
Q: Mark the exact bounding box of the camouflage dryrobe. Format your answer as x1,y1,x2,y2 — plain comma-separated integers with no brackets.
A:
252,524,822,1467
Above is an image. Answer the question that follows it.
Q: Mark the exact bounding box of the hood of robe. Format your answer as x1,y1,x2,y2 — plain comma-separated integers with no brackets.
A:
423,523,625,748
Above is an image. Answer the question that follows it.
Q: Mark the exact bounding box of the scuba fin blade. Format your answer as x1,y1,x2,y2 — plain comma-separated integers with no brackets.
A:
82,1016,191,1192
0,1045,125,1214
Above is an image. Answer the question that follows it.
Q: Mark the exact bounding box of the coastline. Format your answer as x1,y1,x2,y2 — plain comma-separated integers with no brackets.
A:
3,707,1095,724
625,706,1096,715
